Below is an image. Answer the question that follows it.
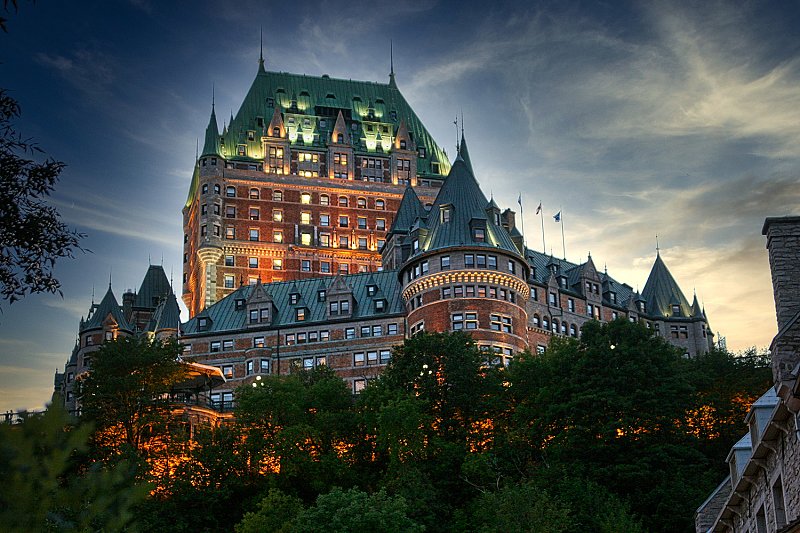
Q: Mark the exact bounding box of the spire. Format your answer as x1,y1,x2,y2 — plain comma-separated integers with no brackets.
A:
258,27,265,73
458,131,474,175
201,93,221,157
389,40,396,88
641,253,693,318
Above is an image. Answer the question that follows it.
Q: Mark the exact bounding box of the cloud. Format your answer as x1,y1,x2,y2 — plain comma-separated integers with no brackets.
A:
35,49,116,96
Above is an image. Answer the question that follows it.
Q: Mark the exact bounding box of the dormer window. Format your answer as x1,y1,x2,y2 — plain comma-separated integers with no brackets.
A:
337,133,344,143
272,127,280,136
296,308,307,321
317,290,326,302
672,304,681,316
400,140,407,149
367,285,377,296
413,239,419,252
290,293,300,305
440,205,452,223
198,318,209,331
235,299,245,310
639,302,646,313
473,228,485,242
375,299,386,312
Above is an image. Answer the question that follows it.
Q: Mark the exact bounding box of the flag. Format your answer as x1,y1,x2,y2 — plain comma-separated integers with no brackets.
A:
517,194,522,206
536,202,542,215
553,211,561,222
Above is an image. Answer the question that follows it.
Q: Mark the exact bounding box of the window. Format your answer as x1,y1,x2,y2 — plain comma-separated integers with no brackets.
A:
465,254,474,267
222,339,233,351
372,325,382,336
301,260,311,272
301,192,311,204
452,312,478,331
339,216,349,228
338,196,349,207
224,254,234,266
260,359,269,373
200,225,207,236
273,259,283,270
410,321,424,335
440,206,451,223
345,327,356,339
357,216,367,229
248,257,258,268
285,334,296,345
388,323,398,335
367,351,378,365
248,207,259,221
254,336,265,348
568,298,575,312
339,235,349,248
320,261,331,273
491,314,512,333
198,318,209,331
201,204,208,216
202,184,208,194
357,197,367,208
272,209,283,222
226,185,236,197
375,199,385,210
249,229,259,241
672,304,681,316
301,211,311,225
570,324,577,337
549,292,558,306
273,230,283,243
210,341,221,353
361,325,371,337
222,365,233,379
474,228,485,242
508,260,516,273
272,190,283,201
224,275,234,288
213,224,221,236
488,255,497,269
296,308,306,321
380,349,391,363
249,188,260,199
358,237,367,249
214,184,220,194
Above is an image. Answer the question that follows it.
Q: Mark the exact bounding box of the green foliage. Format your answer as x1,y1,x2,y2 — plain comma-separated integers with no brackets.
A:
0,89,84,307
466,480,573,533
235,488,303,533
78,337,187,457
0,400,147,532
291,487,423,533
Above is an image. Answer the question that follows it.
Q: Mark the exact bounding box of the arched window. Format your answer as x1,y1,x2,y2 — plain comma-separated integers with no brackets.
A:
320,194,329,206
357,197,367,208
533,314,540,327
561,322,567,334
338,196,349,207
375,199,385,210
552,319,559,333
249,188,260,199
272,190,282,201
542,317,550,330
570,324,577,337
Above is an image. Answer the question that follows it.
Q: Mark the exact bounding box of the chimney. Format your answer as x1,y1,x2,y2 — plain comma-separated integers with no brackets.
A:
123,290,135,321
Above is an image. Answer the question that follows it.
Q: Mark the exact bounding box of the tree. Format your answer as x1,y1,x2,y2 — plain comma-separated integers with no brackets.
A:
506,319,706,532
235,488,304,533
0,90,84,307
78,337,187,458
291,487,423,533
0,399,147,531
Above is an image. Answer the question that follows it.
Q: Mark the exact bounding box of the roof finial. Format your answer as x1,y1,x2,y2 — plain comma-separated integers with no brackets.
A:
195,138,199,161
108,267,112,289
91,284,95,305
453,114,459,153
212,83,215,111
389,40,396,86
655,234,660,255
460,108,465,138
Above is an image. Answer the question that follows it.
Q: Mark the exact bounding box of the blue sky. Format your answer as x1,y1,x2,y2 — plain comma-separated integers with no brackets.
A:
2,0,799,411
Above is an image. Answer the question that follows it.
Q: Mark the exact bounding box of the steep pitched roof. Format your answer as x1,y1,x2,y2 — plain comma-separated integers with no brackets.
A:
641,254,693,318
134,265,172,309
84,285,131,331
418,154,520,257
387,185,425,236
201,104,220,157
181,270,404,335
147,291,181,333
220,66,450,178
458,132,474,175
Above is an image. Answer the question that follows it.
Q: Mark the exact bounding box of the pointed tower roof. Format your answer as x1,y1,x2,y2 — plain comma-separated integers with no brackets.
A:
201,101,220,157
134,265,172,309
641,254,693,318
388,185,425,236
83,285,131,331
147,290,181,333
394,119,412,150
331,110,350,144
458,131,474,175
419,153,520,256
691,293,703,318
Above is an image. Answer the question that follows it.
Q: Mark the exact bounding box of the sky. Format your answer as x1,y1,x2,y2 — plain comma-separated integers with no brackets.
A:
2,0,799,411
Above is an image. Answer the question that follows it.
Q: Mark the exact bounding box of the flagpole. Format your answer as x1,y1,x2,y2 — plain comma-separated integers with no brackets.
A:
560,207,566,260
539,201,546,253
517,192,526,250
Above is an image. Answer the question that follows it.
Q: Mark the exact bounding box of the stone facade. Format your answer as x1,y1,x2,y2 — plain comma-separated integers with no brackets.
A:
696,217,800,533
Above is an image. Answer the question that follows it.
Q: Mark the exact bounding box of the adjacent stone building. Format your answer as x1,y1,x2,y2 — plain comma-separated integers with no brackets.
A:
695,217,800,533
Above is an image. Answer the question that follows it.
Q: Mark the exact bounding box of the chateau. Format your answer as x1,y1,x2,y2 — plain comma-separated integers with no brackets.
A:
56,54,715,407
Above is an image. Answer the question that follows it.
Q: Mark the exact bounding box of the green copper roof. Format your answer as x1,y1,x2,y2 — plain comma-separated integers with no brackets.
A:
387,185,425,236
83,285,132,332
221,65,450,178
417,151,521,257
146,290,181,333
134,265,172,309
182,270,403,335
641,254,693,318
201,104,220,157
458,132,474,175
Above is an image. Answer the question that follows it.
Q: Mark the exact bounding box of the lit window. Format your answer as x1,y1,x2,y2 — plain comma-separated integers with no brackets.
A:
357,197,367,208
301,211,311,224
273,259,283,270
248,257,258,268
272,190,283,201
375,199,385,210
301,192,311,204
301,232,312,245
296,308,306,321
250,188,260,199
254,336,265,348
354,352,365,367
272,209,282,221
320,194,329,205
273,230,283,243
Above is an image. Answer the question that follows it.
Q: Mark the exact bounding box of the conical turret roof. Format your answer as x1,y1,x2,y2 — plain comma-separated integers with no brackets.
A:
419,150,520,257
641,254,693,318
458,132,474,175
83,285,132,331
201,104,220,157
134,265,171,309
387,185,425,236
